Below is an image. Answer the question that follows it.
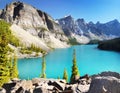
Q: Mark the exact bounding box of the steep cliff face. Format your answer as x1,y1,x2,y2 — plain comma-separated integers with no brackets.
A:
0,1,69,48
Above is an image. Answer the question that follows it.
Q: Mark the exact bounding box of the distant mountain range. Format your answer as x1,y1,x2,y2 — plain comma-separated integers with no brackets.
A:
57,15,120,43
0,1,120,46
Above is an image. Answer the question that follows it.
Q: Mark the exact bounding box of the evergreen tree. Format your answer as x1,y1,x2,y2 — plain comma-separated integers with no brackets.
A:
0,35,10,87
0,20,11,87
0,20,19,87
63,68,68,82
70,49,80,83
10,55,19,79
9,56,13,79
40,56,46,78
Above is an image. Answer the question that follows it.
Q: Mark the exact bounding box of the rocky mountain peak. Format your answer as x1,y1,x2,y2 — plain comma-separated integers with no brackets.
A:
88,21,95,27
64,15,73,19
0,1,69,49
106,19,119,25
77,18,85,23
0,1,47,35
0,1,66,34
95,21,100,25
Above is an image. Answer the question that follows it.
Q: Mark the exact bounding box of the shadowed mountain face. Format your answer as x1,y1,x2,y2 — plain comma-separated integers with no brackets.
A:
58,16,120,41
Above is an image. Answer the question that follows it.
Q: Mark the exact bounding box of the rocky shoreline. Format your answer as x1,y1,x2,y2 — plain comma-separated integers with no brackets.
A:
0,71,120,93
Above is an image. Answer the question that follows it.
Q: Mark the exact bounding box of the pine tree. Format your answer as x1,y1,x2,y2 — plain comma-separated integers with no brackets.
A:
40,56,46,78
0,35,10,87
70,49,80,83
12,55,19,78
0,20,11,87
9,56,13,79
63,68,68,82
10,55,19,79
0,20,19,87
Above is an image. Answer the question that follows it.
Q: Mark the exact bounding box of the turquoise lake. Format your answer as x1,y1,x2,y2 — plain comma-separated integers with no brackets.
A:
18,45,120,79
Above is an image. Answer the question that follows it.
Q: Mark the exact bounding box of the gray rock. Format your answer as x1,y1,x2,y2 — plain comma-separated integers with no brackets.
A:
48,80,66,91
88,76,120,93
15,87,24,93
33,87,52,93
1,72,119,93
2,82,16,93
99,71,120,79
10,80,33,93
0,88,6,93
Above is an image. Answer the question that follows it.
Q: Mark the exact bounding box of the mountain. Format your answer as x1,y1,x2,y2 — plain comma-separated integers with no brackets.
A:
58,15,120,44
0,1,69,51
58,15,90,44
1,1,120,48
96,19,120,36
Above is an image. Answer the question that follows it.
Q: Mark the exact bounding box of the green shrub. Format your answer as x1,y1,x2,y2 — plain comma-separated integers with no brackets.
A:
68,38,80,45
20,48,32,54
28,44,45,53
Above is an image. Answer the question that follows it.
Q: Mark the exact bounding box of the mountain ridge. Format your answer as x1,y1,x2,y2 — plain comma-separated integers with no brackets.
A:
58,15,120,43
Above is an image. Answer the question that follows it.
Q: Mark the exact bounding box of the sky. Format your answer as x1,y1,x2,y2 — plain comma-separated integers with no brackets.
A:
0,0,120,23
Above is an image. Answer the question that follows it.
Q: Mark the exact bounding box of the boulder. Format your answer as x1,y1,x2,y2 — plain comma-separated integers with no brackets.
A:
1,72,119,93
33,87,52,93
0,88,6,93
99,71,120,79
22,80,33,91
88,76,120,93
10,80,33,93
48,80,66,91
77,84,90,93
15,87,24,93
2,82,16,93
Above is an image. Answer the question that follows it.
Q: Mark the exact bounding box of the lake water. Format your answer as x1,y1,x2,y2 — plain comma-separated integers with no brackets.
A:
18,45,120,80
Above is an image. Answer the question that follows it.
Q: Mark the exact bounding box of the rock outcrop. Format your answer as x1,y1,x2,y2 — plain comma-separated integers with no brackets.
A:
1,77,91,93
88,71,120,93
0,1,69,49
0,72,119,93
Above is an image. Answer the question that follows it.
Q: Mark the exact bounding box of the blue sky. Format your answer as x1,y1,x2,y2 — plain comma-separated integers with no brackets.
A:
0,0,120,23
